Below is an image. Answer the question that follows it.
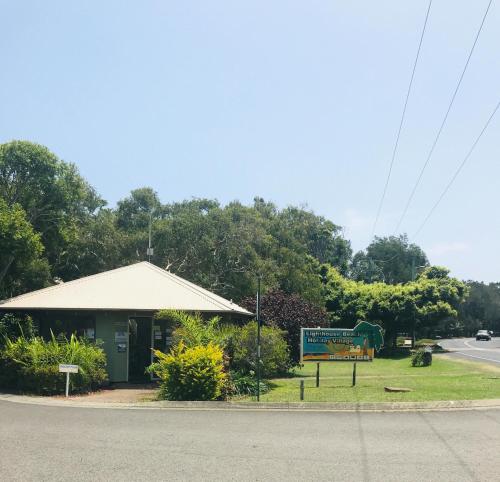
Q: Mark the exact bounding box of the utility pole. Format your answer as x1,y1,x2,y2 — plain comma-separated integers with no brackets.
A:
147,209,154,262
256,275,261,402
411,256,416,346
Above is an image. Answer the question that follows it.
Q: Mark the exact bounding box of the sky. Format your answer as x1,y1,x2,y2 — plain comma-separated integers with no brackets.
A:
1,0,499,282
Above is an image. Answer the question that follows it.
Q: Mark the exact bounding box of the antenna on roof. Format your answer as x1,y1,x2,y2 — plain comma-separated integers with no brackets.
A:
147,209,154,262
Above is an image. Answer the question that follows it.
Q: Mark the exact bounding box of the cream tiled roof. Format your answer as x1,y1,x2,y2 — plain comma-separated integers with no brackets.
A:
0,262,253,315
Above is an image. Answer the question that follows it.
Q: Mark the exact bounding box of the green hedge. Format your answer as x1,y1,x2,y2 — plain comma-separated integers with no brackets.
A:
0,334,108,394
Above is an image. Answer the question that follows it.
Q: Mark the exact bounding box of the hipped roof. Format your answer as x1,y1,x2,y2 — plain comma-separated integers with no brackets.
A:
0,262,253,315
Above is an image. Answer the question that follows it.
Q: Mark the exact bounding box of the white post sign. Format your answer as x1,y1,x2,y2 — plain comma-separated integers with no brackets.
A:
59,364,79,397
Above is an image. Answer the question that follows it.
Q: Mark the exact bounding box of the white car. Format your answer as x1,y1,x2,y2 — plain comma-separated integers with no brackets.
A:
476,330,491,341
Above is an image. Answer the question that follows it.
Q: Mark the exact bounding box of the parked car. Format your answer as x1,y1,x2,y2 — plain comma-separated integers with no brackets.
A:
476,330,491,341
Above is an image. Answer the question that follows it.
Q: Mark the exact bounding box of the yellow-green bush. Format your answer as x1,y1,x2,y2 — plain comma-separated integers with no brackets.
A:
149,342,227,401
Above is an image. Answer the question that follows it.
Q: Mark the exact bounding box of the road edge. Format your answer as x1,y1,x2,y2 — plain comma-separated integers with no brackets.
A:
1,392,500,412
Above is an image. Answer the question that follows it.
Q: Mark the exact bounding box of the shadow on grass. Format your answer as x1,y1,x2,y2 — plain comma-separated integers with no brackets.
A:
377,348,412,360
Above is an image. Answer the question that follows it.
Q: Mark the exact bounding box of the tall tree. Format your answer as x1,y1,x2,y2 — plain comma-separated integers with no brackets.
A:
0,199,49,297
323,265,466,346
0,141,104,286
114,194,348,304
271,206,352,275
459,281,500,336
350,234,428,284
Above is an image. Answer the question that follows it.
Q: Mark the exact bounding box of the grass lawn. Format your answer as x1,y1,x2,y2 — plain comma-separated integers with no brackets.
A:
242,354,500,403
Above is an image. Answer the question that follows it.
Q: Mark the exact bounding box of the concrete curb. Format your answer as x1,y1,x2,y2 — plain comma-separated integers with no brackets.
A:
1,392,500,412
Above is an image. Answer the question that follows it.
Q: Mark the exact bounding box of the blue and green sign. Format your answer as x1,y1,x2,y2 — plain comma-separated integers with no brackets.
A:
300,321,384,362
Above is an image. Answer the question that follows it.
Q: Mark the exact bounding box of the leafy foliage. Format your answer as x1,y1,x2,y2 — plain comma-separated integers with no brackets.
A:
0,313,36,346
148,342,227,401
322,265,467,346
1,139,495,367
154,310,237,353
350,235,428,284
0,333,108,394
411,348,432,367
240,289,329,363
0,198,49,298
0,141,104,294
231,321,292,378
229,371,270,397
158,311,292,379
458,281,500,336
1,141,352,303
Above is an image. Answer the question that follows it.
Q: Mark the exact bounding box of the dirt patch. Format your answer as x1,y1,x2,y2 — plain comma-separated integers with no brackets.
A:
61,384,159,403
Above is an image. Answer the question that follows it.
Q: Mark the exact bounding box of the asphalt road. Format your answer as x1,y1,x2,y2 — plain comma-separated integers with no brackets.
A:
1,401,500,481
439,337,500,366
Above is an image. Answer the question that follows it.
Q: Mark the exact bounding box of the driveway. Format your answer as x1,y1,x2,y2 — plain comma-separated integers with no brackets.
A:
439,337,500,366
1,400,499,481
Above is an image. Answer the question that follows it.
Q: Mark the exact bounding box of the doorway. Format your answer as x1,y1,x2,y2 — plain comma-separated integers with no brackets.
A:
128,317,152,382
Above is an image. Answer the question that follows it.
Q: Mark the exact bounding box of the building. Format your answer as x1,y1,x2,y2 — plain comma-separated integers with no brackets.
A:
0,262,252,382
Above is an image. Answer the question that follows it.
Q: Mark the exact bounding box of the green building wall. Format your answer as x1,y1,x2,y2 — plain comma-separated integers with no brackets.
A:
96,312,129,383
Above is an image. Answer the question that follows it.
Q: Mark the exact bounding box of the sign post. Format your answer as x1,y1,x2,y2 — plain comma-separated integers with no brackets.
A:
59,364,79,397
256,275,262,402
300,322,383,393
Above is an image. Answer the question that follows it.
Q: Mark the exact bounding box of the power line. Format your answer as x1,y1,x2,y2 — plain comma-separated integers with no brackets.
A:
413,97,500,239
393,0,493,234
371,0,433,237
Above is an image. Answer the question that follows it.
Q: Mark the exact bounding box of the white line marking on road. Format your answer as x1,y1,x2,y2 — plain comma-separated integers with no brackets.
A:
454,352,500,364
463,340,490,351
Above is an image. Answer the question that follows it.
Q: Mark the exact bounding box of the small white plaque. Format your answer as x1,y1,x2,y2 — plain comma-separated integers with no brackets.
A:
59,364,79,373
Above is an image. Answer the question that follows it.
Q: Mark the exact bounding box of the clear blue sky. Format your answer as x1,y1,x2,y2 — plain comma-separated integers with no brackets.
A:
1,1,499,282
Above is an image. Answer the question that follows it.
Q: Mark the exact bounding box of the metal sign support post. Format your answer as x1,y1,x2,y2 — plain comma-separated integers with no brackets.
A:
352,362,357,387
65,372,70,397
59,364,79,398
316,363,320,387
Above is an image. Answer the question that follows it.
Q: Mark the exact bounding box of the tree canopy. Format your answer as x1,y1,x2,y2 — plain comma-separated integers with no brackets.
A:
351,235,429,284
322,265,467,346
0,140,489,341
458,281,500,336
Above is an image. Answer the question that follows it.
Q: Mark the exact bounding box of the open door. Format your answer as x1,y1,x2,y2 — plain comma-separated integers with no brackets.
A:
128,317,152,382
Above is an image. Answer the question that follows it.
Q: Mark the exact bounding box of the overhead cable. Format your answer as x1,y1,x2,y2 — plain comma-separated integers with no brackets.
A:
393,0,494,234
371,0,433,237
413,97,500,239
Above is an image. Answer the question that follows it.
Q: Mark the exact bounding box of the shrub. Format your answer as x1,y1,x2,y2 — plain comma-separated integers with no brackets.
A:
229,371,270,397
155,310,236,352
411,348,432,367
148,342,227,401
231,321,292,378
0,333,108,394
240,290,329,363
